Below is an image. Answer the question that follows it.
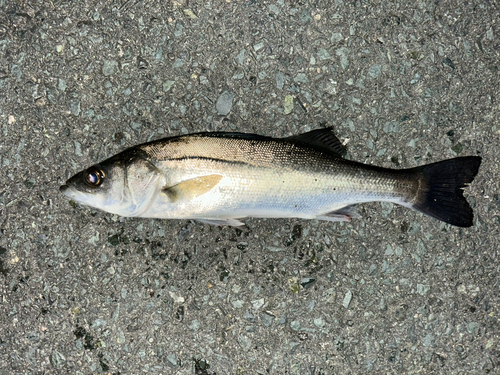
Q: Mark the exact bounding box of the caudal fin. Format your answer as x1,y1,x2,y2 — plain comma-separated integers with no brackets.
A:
410,156,481,227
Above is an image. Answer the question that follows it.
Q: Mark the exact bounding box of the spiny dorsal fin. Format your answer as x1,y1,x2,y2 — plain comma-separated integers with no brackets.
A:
163,174,223,202
285,127,346,157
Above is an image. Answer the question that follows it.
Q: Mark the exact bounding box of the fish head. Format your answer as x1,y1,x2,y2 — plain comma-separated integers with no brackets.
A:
60,150,163,217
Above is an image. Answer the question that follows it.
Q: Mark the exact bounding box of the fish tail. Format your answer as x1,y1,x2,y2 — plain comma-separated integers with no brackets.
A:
409,156,481,227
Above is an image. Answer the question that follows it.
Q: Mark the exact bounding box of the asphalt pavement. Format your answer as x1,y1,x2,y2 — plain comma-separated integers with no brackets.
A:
1,1,499,374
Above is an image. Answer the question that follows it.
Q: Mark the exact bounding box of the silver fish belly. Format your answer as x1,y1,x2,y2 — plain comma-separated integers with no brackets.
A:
60,128,481,227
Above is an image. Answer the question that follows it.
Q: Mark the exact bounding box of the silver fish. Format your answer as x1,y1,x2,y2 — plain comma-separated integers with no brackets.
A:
60,128,481,227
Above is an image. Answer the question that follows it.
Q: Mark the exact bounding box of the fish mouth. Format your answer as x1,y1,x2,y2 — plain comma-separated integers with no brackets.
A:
60,184,70,194
60,184,78,199
60,183,92,206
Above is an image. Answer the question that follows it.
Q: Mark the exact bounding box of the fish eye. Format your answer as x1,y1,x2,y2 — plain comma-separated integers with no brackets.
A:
84,167,105,187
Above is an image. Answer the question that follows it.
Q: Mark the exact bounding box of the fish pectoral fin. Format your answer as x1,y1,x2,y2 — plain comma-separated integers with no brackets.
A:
162,174,223,202
317,205,361,222
196,218,245,227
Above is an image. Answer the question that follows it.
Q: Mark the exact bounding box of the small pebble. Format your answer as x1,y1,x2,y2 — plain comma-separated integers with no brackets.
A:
343,291,352,309
284,95,294,115
216,90,235,116
102,60,118,76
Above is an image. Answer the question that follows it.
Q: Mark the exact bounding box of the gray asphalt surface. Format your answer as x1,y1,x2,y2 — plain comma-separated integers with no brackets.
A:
1,1,499,374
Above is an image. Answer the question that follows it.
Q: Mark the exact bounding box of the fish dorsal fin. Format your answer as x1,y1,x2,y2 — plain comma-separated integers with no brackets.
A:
163,174,223,202
285,127,346,157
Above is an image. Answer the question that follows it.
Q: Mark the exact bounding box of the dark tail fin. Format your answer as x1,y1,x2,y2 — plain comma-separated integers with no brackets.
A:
410,156,481,227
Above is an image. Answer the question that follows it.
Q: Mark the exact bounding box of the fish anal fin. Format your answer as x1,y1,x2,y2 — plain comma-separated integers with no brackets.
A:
286,127,346,157
163,174,223,202
317,205,361,222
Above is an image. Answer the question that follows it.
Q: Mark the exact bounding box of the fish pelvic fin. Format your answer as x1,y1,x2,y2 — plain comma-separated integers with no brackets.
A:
410,156,481,227
163,174,223,202
196,218,245,226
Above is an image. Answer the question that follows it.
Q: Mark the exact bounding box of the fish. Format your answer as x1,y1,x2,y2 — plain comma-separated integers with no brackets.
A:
60,128,482,227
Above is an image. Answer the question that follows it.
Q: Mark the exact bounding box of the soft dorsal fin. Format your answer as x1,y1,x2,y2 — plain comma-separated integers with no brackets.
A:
285,127,346,157
163,174,223,202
